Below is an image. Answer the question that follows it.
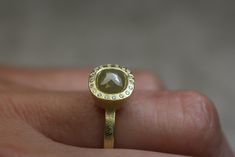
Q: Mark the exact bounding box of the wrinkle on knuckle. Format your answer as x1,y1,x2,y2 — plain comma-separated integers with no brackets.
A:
180,90,222,149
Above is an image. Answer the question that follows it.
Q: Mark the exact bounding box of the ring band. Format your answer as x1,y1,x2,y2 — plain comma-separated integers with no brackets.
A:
88,64,135,148
104,109,115,148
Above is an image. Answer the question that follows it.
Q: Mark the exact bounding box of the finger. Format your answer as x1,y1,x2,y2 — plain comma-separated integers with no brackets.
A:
0,66,165,91
0,119,185,157
0,119,54,156
0,78,35,91
0,91,232,156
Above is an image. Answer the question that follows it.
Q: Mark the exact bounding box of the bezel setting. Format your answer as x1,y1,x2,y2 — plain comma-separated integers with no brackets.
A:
89,64,135,101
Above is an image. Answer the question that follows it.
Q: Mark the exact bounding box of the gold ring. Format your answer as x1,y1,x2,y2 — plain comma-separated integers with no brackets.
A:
88,64,135,148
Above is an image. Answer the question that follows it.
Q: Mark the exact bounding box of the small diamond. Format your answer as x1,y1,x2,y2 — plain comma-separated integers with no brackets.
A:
90,83,94,88
125,91,130,95
121,67,126,70
129,79,134,84
129,86,133,90
97,93,102,97
126,69,131,73
92,89,97,93
89,78,94,82
118,65,123,69
104,95,109,99
112,96,116,100
95,67,100,71
129,74,134,78
119,94,124,98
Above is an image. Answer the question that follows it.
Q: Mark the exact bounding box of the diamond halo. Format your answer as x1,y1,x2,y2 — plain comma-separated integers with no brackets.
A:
88,64,135,101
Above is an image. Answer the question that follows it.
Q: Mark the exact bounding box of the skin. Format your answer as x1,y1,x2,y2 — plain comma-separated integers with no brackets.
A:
0,66,234,157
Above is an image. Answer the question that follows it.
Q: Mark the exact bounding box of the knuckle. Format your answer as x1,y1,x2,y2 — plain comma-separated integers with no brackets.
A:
180,90,222,148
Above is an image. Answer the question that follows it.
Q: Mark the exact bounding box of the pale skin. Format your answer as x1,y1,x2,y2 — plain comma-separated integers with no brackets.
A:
0,66,234,157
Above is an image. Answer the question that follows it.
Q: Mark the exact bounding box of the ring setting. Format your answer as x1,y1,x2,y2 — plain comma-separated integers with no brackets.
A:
88,64,135,148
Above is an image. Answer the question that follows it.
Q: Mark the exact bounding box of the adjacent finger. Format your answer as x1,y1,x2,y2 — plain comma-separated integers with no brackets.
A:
0,78,35,91
0,66,165,91
0,90,231,156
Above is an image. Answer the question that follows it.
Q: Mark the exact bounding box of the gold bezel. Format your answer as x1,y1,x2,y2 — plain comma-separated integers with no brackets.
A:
88,64,135,101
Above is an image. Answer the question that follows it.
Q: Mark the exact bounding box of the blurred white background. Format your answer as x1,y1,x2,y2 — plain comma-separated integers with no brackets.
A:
0,0,234,150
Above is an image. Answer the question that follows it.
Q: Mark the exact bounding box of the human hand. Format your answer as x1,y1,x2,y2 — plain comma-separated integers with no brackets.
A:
0,66,233,157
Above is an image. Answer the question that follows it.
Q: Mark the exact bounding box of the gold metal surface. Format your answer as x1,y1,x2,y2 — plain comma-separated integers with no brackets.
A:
104,109,115,148
88,64,135,149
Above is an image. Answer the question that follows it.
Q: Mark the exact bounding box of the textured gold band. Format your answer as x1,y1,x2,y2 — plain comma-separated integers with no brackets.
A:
104,109,116,148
